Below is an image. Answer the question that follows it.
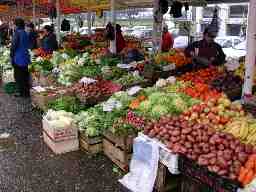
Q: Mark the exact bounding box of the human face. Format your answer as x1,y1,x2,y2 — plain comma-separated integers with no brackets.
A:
204,33,216,43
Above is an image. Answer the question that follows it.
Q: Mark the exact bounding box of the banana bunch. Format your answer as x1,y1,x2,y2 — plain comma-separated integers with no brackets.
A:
224,117,256,144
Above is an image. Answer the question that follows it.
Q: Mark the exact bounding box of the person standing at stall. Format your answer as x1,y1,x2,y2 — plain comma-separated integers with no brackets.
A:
184,27,225,67
161,25,174,52
184,8,226,67
26,23,38,50
10,18,31,98
40,25,58,53
116,24,126,54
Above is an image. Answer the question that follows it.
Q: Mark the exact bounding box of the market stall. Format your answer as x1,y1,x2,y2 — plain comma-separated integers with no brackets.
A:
2,0,256,191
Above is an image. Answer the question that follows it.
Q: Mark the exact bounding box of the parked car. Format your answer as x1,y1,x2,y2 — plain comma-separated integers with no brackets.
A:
131,29,152,39
173,36,189,49
215,36,243,48
222,41,246,58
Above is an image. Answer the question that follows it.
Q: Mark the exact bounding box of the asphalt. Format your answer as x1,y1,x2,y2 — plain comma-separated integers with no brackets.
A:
0,90,126,192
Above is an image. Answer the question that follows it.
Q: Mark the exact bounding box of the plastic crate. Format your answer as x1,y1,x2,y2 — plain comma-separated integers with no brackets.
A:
178,155,240,192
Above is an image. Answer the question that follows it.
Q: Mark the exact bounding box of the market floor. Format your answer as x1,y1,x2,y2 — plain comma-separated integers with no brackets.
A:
0,90,127,192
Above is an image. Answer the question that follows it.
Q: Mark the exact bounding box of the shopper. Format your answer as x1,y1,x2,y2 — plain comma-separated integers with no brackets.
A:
10,18,31,98
161,25,174,52
184,28,225,67
116,24,126,54
40,25,58,53
26,23,38,50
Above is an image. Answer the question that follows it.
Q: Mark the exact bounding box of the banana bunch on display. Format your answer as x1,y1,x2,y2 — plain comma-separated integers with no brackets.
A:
224,117,256,144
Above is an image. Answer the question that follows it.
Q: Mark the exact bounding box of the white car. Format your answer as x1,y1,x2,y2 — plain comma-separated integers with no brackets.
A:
222,41,246,58
173,36,189,49
215,36,243,49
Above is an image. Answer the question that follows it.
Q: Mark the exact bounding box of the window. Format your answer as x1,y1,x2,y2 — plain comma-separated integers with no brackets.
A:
203,7,216,18
229,5,248,18
227,24,242,36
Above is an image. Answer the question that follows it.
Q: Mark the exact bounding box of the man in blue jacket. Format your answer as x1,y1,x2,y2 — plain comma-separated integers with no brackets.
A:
10,18,31,98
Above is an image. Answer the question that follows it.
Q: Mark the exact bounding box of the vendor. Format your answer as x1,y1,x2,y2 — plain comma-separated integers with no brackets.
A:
185,8,225,67
116,24,126,54
184,28,226,66
40,25,58,53
161,25,174,52
26,23,38,50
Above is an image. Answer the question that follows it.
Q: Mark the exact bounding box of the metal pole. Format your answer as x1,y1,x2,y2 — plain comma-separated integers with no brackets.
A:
32,0,36,26
152,0,163,53
87,11,92,36
56,0,61,44
242,0,256,98
109,0,116,54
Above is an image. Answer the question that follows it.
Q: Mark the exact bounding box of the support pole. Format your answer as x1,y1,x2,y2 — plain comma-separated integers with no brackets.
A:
152,0,163,53
32,0,36,26
87,11,92,36
242,0,256,98
56,0,61,44
109,0,116,54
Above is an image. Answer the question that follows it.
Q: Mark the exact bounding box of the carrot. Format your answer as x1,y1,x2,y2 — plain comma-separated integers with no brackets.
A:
243,170,254,186
238,167,249,183
245,158,255,170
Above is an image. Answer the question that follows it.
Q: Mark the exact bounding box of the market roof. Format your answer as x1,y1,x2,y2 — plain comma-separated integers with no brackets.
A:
0,0,250,20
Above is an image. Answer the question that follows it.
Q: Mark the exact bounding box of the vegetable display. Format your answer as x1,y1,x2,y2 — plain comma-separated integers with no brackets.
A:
134,91,199,119
72,79,122,104
239,154,256,186
144,115,253,181
114,73,145,88
48,96,84,114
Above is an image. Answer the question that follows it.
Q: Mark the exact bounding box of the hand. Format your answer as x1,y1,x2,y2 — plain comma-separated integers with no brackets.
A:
210,57,215,62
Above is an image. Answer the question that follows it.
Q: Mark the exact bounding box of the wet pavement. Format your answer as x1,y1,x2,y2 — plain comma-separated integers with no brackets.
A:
0,90,126,192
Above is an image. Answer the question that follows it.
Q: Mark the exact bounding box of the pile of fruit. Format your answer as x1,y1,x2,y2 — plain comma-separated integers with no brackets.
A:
33,48,52,59
72,80,122,104
180,82,222,101
154,49,191,68
182,96,245,130
144,115,254,181
180,67,221,84
224,117,256,145
210,72,243,93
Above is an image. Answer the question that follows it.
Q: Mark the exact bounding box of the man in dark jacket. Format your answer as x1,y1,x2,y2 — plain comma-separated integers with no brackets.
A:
10,18,31,98
185,28,226,67
26,23,38,50
40,25,58,53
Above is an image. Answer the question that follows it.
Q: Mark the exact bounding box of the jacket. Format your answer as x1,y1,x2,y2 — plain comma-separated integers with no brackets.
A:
10,28,31,67
162,32,174,52
185,39,226,66
41,33,58,52
28,31,38,50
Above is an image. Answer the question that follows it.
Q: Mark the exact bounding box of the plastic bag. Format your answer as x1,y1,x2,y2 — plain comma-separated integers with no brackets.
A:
119,136,159,192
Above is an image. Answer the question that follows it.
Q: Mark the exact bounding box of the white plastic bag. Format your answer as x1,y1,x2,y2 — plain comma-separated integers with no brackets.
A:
119,136,159,192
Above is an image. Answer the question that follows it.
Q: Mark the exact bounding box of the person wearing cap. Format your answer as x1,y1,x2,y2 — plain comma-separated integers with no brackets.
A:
185,28,225,67
10,18,31,98
116,24,126,54
161,25,174,52
185,8,225,67
26,23,38,50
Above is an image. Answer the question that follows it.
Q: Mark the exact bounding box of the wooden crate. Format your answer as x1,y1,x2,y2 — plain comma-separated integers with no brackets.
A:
103,131,135,152
155,163,181,192
31,92,57,112
79,134,102,154
103,138,132,172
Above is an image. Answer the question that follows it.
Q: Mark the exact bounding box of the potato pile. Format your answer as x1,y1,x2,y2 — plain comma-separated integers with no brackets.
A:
144,116,255,180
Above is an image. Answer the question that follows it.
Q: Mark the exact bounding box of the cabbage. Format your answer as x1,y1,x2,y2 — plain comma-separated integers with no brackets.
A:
150,105,169,119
